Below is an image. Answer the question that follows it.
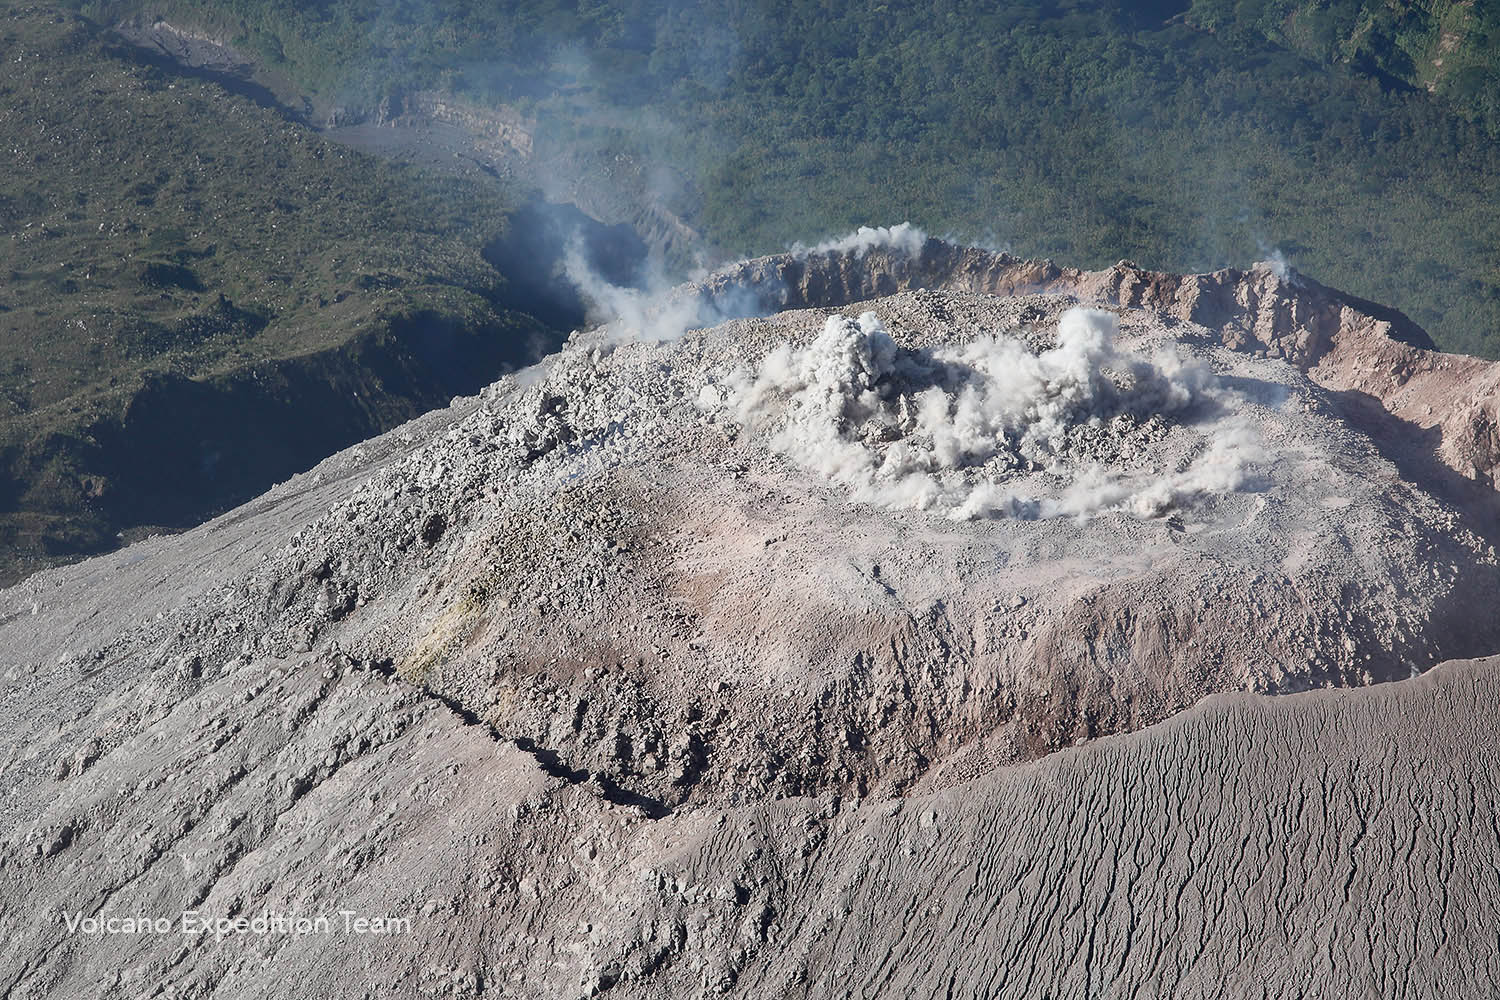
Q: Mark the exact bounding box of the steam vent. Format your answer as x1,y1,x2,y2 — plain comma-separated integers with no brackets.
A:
6,237,1500,997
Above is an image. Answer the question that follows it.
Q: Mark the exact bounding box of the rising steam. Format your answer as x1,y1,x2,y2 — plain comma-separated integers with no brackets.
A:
792,223,929,258
561,239,768,343
721,307,1266,519
562,223,930,342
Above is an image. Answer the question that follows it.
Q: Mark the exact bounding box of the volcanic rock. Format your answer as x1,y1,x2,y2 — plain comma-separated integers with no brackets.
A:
3,240,1499,998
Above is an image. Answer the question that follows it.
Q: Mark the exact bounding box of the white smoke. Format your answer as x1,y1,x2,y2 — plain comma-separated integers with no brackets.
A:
1254,240,1301,286
1044,424,1267,520
562,240,768,343
562,223,926,343
724,307,1266,520
792,223,928,258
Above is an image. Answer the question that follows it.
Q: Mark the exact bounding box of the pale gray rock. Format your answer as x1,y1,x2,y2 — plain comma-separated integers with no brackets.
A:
2,242,1498,998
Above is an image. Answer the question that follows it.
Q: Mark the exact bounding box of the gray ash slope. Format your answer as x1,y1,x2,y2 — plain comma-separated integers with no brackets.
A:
3,239,1500,998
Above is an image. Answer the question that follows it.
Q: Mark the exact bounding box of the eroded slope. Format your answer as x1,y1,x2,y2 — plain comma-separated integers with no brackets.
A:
3,242,1500,998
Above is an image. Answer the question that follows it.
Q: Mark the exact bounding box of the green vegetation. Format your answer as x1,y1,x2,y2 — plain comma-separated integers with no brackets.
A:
76,0,1500,359
1185,0,1500,133
0,5,550,580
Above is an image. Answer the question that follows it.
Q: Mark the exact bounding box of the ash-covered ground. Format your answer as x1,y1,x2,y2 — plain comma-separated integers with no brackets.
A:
370,287,1496,804
3,242,1500,998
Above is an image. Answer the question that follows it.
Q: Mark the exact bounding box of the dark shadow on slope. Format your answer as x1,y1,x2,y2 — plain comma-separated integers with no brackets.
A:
1325,386,1500,662
80,309,559,549
483,199,650,332
514,736,673,818
1326,387,1499,531
1324,287,1437,352
103,39,310,125
360,658,670,816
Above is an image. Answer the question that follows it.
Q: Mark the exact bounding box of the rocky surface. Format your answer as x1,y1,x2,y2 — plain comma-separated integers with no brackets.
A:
3,239,1499,997
708,238,1500,499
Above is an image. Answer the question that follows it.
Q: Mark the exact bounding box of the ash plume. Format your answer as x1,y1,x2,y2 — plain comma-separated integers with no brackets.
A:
723,306,1266,519
793,222,929,258
559,222,928,342
560,238,768,343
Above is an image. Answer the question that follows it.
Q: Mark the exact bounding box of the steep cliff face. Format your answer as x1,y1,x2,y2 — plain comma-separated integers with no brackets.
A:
4,241,1499,999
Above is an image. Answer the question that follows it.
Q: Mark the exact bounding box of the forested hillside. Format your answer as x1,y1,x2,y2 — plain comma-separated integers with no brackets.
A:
0,5,555,580
75,0,1500,357
1186,0,1500,132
